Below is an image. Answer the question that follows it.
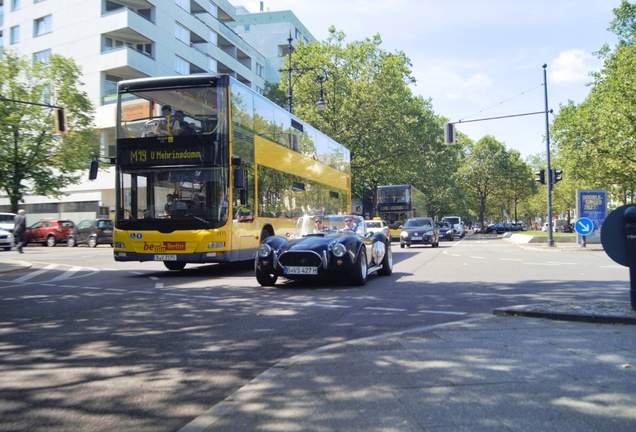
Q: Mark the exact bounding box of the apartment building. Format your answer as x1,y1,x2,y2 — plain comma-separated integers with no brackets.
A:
0,0,315,223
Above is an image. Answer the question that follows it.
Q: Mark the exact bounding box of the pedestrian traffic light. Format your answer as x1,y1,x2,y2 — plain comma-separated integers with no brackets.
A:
552,168,563,184
444,122,455,144
535,169,545,185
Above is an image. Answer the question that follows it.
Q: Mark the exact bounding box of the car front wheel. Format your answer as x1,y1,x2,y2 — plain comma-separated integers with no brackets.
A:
349,249,368,286
255,262,278,286
67,237,76,247
88,237,98,248
46,236,57,247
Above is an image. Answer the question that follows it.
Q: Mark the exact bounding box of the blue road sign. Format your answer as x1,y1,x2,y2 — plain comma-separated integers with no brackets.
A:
575,217,594,236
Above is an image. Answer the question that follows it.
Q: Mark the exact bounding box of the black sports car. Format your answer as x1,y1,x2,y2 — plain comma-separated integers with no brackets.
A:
255,215,393,287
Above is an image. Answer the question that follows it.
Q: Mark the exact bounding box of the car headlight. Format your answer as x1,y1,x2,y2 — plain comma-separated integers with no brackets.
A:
400,231,409,238
257,243,272,258
332,242,346,257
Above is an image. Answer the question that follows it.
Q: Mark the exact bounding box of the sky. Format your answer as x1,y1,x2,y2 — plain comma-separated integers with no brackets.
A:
236,0,620,159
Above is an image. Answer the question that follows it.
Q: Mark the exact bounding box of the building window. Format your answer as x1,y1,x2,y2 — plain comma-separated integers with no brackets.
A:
256,63,264,77
33,49,51,63
34,15,52,37
175,23,189,45
103,74,122,104
10,26,19,44
11,0,20,12
176,0,189,13
174,55,188,75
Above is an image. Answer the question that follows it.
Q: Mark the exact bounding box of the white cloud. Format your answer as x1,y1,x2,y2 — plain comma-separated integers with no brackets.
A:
550,49,599,84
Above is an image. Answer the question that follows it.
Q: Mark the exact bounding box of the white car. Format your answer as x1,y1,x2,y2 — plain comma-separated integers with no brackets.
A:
365,219,389,235
0,228,15,251
443,216,465,238
0,212,17,233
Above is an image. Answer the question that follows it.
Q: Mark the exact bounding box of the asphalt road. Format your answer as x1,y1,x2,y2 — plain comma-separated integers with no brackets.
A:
0,236,628,431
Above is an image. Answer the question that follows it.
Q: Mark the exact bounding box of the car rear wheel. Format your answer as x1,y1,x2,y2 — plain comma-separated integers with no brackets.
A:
46,236,56,247
67,237,76,247
164,261,186,271
377,244,393,276
349,248,367,286
88,237,98,248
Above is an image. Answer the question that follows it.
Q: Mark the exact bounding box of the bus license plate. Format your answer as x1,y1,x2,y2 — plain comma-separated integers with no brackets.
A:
154,255,177,261
285,266,318,275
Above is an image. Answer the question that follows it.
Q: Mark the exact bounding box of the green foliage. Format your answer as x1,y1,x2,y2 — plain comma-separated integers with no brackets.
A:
551,0,636,204
0,50,99,212
277,27,458,217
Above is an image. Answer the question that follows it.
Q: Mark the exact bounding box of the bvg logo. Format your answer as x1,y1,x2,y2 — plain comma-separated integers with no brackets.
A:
143,242,186,253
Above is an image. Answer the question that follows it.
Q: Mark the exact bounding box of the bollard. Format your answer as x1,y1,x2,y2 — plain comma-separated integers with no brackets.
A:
625,206,636,310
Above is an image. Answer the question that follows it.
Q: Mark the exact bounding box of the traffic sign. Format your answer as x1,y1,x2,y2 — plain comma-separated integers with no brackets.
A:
575,217,594,236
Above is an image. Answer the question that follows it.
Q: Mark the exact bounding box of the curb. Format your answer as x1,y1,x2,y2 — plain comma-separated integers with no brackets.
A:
0,259,33,274
494,304,636,325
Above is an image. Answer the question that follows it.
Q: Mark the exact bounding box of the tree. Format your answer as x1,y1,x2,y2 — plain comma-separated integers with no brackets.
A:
276,28,451,214
458,136,509,226
0,51,99,212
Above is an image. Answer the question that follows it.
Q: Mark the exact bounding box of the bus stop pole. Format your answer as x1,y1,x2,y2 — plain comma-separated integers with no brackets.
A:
625,206,636,310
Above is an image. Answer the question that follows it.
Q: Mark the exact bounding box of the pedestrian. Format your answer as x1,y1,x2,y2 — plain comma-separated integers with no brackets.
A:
13,209,27,253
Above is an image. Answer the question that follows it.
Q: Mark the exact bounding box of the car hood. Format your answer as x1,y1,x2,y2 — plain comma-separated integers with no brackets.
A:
277,232,348,253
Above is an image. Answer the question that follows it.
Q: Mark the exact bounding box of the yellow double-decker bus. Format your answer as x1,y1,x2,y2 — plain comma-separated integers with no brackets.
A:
113,74,350,270
376,185,427,241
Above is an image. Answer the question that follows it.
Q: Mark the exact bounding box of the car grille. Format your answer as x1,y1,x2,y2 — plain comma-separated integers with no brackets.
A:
279,251,322,267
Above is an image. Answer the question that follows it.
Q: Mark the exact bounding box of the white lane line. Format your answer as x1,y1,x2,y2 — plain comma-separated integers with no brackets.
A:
523,262,561,266
155,283,164,289
470,256,486,259
419,310,467,315
193,295,223,300
105,288,127,292
131,290,154,294
313,303,351,309
501,258,522,262
547,261,578,265
364,306,406,312
12,264,58,283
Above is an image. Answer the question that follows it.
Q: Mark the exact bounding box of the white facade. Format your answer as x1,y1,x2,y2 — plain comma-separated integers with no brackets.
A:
0,0,310,224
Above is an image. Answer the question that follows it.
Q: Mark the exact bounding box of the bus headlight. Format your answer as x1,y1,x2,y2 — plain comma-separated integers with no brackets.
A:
332,243,346,258
258,243,272,258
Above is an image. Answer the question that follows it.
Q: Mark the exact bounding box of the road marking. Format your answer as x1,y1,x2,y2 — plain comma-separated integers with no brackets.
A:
547,261,578,265
470,256,485,259
105,288,127,292
501,258,522,262
364,306,406,312
50,266,84,281
418,310,467,315
12,264,58,282
131,290,154,294
313,303,351,309
155,283,164,289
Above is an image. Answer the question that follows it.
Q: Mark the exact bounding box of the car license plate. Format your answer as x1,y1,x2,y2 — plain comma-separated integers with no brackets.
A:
154,255,177,261
412,236,422,240
284,266,318,275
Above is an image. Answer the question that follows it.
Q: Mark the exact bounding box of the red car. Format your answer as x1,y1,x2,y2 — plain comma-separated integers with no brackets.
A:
26,219,76,247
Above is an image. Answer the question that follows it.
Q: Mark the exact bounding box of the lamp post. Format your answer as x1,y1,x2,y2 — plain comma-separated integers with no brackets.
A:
282,34,328,114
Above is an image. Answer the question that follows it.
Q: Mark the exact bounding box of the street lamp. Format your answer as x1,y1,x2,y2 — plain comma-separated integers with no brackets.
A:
281,33,328,114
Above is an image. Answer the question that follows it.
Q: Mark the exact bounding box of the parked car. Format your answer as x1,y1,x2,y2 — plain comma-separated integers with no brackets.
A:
67,218,114,247
255,215,393,287
400,217,439,248
435,221,454,241
560,224,574,233
472,222,484,234
488,223,513,234
0,228,15,251
0,212,17,233
26,219,76,247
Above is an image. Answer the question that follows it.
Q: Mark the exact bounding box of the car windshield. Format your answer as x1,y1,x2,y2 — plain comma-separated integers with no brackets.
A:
405,219,430,228
293,215,364,237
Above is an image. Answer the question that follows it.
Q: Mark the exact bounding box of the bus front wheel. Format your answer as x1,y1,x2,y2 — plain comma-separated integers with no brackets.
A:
164,261,186,271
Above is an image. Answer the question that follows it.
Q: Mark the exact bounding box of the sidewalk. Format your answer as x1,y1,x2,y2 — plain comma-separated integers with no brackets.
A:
0,257,32,273
181,304,636,432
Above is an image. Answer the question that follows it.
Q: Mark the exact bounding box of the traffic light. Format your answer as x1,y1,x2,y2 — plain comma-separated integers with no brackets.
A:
534,169,545,185
551,168,563,184
444,122,455,144
54,107,67,134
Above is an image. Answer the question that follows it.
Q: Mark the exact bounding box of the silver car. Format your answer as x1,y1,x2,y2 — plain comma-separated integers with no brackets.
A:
0,228,15,251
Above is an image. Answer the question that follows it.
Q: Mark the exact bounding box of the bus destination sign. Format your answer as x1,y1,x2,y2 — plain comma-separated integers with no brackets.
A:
118,140,214,168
